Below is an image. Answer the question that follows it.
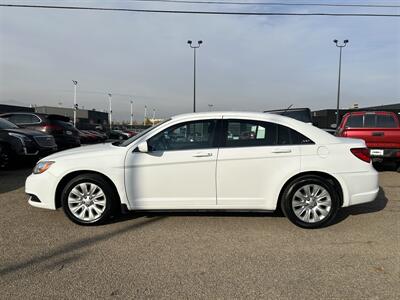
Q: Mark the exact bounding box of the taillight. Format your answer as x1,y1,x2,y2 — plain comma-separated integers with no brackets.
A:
42,124,63,134
351,148,371,163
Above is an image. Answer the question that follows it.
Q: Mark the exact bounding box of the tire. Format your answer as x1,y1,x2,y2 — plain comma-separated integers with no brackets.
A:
61,174,117,225
0,144,14,169
280,175,340,229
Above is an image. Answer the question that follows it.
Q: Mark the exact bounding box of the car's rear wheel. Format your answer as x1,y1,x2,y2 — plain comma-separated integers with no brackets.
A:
281,175,340,229
61,174,115,225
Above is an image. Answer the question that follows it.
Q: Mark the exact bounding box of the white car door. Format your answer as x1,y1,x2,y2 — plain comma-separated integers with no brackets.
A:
125,119,220,209
216,118,310,210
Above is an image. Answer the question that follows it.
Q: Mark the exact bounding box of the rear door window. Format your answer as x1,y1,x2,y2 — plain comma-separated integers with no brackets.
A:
222,120,313,147
224,120,276,147
9,114,38,124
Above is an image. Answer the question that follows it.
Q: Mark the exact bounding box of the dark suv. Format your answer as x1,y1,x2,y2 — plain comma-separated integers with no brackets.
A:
0,113,80,149
0,118,57,168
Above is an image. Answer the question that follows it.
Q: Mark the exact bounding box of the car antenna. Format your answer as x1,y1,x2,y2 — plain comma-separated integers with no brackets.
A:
282,104,293,116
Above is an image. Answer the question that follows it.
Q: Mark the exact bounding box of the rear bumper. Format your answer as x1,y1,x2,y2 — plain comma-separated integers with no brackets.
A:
370,148,400,160
336,168,379,207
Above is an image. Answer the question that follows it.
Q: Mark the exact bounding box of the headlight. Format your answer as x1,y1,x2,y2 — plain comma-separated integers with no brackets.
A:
33,161,54,174
8,132,32,144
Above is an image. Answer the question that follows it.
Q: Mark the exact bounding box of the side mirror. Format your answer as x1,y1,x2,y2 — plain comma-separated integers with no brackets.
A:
137,141,148,153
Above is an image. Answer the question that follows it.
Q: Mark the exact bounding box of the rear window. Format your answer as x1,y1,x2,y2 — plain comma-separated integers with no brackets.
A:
345,114,397,128
51,120,75,129
346,115,363,128
364,114,376,128
376,115,396,128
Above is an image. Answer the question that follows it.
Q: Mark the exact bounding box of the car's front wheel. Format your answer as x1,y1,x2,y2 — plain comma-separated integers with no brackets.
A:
61,174,115,225
0,144,13,169
281,175,340,229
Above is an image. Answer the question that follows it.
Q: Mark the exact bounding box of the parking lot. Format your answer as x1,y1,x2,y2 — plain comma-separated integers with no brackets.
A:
0,167,399,299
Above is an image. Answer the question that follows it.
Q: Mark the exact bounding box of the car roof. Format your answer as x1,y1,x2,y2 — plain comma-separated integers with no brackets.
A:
344,111,395,116
170,111,338,144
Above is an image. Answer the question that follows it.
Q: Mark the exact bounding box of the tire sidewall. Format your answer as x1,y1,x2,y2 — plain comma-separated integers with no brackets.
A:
281,176,340,229
61,175,114,225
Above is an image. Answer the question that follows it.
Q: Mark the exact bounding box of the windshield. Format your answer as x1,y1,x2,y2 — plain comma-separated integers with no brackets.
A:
117,118,171,147
0,118,19,129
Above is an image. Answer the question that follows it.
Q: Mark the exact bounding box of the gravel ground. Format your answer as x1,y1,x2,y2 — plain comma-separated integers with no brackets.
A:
0,167,399,299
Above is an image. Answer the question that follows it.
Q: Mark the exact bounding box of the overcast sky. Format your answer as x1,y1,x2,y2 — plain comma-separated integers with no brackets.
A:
0,0,399,121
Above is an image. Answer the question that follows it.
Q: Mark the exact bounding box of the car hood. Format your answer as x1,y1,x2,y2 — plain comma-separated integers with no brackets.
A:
42,142,124,161
2,128,48,136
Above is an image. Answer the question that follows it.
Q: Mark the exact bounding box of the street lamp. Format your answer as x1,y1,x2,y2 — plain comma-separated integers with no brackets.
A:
108,93,112,130
152,109,156,126
187,40,203,113
72,80,78,126
144,105,147,125
333,39,349,127
130,100,134,126
208,104,214,111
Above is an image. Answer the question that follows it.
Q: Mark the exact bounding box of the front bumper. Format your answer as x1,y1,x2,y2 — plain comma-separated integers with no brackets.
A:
25,171,59,210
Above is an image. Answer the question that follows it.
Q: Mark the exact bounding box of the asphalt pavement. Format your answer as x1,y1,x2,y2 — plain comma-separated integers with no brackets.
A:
0,167,399,299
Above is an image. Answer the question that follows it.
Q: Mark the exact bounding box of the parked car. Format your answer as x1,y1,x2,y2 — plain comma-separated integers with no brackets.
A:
264,107,313,124
0,117,57,168
108,130,130,140
86,130,107,142
78,130,95,144
26,112,378,228
336,111,400,170
0,112,80,149
123,130,138,138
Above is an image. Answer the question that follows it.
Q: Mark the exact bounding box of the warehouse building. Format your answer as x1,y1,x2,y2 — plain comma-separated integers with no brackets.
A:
0,104,34,114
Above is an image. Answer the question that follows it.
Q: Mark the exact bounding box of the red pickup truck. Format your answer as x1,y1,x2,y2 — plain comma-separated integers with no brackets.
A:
336,111,400,169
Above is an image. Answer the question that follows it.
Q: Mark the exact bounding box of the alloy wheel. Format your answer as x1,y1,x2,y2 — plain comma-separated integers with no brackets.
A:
291,184,332,223
67,182,107,222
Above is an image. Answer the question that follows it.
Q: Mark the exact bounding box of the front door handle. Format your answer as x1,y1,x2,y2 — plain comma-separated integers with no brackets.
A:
193,152,213,157
272,149,292,154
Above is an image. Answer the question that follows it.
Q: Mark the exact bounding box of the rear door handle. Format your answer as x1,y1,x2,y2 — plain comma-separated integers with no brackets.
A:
193,152,213,157
272,149,292,154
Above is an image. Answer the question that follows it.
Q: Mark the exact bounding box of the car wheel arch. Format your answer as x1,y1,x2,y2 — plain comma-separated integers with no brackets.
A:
277,171,344,210
55,170,121,209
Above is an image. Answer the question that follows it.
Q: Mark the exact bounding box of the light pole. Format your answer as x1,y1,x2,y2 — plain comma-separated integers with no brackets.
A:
208,104,214,111
187,40,203,113
130,100,134,126
108,93,112,130
144,105,147,125
333,39,349,127
152,109,156,126
72,80,78,126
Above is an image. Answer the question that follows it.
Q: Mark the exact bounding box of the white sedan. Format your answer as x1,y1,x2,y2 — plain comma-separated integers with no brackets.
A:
26,112,379,228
